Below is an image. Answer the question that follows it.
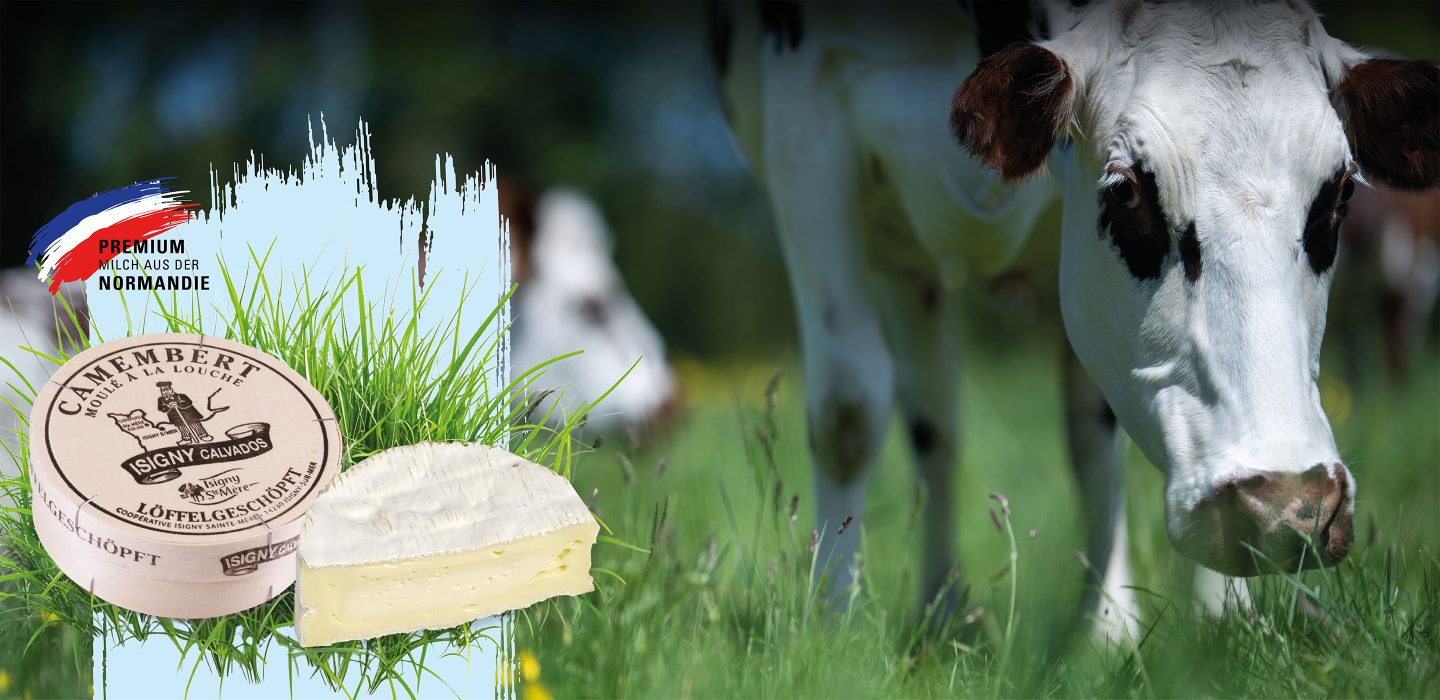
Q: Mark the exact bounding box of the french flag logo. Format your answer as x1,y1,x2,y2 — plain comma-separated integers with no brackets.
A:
27,178,197,293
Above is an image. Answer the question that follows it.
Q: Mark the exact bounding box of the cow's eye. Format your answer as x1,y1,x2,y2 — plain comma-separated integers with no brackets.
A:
579,296,608,326
1334,175,1354,226
1106,179,1142,209
1098,163,1171,280
1302,165,1352,274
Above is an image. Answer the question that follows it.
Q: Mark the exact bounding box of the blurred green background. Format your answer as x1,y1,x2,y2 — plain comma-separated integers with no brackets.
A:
1,2,1436,698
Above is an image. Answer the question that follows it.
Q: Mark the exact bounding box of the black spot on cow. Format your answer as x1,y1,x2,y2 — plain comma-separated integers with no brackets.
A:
580,296,609,326
1099,402,1116,429
1097,164,1170,280
760,1,802,53
708,1,734,79
811,400,871,484
920,283,941,316
970,0,1036,57
909,418,940,455
1178,221,1202,282
1302,167,1353,274
870,154,887,184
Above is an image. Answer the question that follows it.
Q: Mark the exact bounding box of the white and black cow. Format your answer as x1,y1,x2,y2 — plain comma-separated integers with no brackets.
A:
502,182,683,443
714,0,1438,639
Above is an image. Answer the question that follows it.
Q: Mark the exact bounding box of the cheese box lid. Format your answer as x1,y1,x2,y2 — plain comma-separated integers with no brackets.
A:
29,334,341,548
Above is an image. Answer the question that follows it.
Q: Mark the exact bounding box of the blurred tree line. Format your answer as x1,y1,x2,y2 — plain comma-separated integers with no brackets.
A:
0,1,788,360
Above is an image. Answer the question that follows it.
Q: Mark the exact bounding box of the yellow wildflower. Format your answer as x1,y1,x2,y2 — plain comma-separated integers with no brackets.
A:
523,684,554,700
519,650,541,683
0,669,11,692
518,650,551,700
36,610,57,625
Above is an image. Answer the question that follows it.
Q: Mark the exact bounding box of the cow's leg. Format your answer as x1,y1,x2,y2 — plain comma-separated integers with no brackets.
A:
873,271,962,621
791,276,893,607
762,85,894,606
1193,566,1252,616
1063,347,1141,644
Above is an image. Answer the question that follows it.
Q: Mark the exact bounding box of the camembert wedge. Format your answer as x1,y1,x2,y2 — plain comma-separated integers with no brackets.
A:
295,442,597,647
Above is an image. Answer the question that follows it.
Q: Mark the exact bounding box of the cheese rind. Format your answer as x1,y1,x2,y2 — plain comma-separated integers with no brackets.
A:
295,442,598,647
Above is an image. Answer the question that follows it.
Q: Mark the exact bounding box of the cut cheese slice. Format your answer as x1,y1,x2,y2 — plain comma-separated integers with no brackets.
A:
295,442,598,647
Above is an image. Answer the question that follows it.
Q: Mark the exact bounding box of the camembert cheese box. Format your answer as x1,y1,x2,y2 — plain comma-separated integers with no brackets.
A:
28,333,340,618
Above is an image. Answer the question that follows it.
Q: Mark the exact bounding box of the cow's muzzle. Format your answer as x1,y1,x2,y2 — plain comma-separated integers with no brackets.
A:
1174,463,1354,576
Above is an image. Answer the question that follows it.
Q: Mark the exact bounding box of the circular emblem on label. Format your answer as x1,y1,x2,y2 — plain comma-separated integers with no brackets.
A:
32,334,338,539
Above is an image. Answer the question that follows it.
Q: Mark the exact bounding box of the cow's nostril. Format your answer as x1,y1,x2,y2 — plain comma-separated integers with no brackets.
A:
1177,463,1355,575
1321,462,1355,565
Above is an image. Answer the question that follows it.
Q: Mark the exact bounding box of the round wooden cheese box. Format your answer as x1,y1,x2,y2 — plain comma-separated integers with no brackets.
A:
28,333,341,618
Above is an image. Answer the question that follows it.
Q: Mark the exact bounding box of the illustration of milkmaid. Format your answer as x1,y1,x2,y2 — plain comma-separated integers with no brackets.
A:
156,381,213,444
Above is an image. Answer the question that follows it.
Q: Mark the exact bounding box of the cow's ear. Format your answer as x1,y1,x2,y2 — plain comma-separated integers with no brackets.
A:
950,41,1073,181
1334,58,1440,191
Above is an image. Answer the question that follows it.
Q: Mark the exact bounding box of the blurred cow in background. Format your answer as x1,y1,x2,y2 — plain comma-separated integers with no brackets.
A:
502,184,683,444
1338,185,1440,383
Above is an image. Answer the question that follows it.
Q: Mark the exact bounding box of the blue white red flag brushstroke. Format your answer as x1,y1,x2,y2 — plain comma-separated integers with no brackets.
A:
26,178,196,293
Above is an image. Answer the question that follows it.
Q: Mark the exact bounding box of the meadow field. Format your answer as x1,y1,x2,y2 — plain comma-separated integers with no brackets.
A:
520,325,1440,698
0,284,1435,699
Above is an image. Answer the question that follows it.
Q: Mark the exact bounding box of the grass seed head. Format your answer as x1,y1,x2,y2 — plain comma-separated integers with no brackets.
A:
764,369,782,409
617,453,635,487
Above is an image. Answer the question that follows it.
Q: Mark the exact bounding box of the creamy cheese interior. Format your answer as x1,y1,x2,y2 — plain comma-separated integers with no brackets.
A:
295,521,597,647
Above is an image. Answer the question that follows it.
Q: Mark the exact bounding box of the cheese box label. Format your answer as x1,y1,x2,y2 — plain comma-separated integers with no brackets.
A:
220,535,300,576
35,335,336,537
118,416,274,484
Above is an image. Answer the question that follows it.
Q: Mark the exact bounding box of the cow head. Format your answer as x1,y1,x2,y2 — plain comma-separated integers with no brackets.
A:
951,1,1438,575
505,187,682,442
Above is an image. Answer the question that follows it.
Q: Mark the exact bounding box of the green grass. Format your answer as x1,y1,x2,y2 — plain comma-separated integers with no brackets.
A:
520,326,1440,698
0,252,604,699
